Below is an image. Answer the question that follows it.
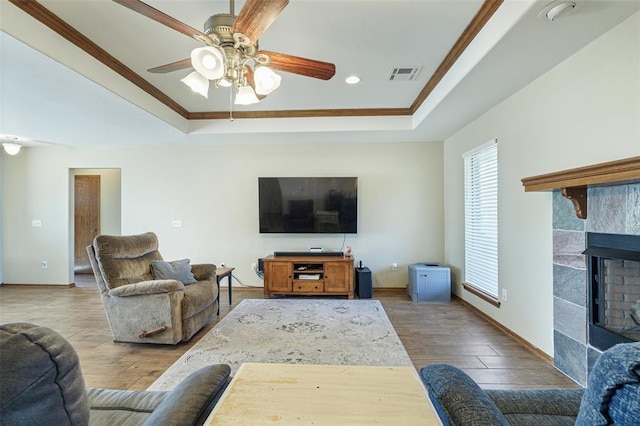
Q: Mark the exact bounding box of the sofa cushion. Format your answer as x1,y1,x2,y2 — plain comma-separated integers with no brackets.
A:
182,280,216,318
94,232,163,289
151,259,197,285
576,342,640,425
0,323,90,425
487,388,583,425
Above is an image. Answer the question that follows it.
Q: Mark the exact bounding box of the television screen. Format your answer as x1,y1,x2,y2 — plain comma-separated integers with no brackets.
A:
259,177,358,234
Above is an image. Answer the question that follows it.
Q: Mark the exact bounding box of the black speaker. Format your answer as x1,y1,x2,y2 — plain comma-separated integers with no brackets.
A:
355,267,372,298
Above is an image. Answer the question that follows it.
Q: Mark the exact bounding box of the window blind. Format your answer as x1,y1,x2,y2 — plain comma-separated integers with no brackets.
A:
463,140,498,298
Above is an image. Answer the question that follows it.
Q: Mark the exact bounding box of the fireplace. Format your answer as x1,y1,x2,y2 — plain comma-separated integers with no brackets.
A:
585,232,640,351
550,184,640,385
523,157,640,385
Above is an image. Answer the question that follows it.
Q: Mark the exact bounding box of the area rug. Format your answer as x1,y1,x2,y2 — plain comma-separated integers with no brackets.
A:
148,299,413,391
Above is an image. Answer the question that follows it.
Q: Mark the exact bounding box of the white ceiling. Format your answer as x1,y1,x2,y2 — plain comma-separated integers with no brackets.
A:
1,0,639,148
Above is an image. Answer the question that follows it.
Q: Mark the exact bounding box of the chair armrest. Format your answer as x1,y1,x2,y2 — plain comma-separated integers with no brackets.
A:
142,364,231,426
87,387,167,413
486,388,584,418
191,264,216,281
420,364,510,426
108,280,183,297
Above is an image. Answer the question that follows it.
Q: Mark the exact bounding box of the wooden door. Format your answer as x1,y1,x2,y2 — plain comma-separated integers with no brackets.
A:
266,262,293,292
324,262,350,293
75,175,100,273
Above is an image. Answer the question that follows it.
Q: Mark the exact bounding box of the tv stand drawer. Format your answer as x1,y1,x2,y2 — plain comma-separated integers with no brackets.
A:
293,281,324,293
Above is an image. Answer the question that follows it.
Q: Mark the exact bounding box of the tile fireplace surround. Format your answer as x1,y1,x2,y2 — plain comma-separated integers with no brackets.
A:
553,184,639,385
523,157,640,386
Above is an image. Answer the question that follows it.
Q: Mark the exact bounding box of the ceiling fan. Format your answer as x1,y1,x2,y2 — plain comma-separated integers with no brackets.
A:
113,0,336,105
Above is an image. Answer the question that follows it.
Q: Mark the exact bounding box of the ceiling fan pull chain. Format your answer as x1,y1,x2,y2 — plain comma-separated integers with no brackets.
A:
229,86,234,122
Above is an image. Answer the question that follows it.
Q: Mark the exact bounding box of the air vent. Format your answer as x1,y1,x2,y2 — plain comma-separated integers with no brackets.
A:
388,66,423,81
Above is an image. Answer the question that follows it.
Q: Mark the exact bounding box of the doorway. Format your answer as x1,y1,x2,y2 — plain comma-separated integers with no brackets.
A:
74,175,100,273
72,169,122,275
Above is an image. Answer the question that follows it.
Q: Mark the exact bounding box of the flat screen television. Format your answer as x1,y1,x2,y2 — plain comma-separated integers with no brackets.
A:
259,177,358,234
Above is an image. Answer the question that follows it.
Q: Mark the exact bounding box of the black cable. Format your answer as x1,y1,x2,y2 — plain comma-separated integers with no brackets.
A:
230,270,263,288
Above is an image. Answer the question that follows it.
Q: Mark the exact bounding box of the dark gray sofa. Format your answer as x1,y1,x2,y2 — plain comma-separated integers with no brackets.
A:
0,323,230,425
420,342,640,425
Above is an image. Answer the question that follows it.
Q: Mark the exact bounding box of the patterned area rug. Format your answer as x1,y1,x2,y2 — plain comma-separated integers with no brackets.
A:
148,299,413,390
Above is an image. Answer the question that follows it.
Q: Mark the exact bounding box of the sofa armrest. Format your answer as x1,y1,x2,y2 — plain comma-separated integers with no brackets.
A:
486,388,584,418
87,387,168,423
191,264,216,281
420,364,510,426
142,364,231,426
108,280,183,297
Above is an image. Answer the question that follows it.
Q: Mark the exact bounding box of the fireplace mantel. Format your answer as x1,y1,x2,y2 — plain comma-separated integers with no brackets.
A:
522,156,640,219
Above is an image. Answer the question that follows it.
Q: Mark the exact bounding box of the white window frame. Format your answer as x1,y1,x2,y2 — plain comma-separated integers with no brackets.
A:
462,140,499,306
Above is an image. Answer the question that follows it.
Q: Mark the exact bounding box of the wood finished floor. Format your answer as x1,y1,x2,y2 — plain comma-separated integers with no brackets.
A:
0,275,579,391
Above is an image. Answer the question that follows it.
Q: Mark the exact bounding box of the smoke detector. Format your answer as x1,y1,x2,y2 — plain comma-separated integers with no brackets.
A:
539,1,578,22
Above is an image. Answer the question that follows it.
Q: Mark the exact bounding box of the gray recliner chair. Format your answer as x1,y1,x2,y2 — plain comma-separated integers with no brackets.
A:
0,323,231,425
86,232,218,344
420,342,640,425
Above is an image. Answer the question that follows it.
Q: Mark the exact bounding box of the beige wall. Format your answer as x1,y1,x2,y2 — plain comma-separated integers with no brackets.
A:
2,141,444,287
444,12,640,355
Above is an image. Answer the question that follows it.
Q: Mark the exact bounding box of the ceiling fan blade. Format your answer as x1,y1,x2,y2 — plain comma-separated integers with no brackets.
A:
113,0,211,44
259,51,336,80
231,0,289,45
147,58,192,74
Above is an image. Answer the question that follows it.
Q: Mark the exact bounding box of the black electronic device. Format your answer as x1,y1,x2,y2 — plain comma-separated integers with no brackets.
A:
258,177,358,234
355,266,372,298
274,251,344,257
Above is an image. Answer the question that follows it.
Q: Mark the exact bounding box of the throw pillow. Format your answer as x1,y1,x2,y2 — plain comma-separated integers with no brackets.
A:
150,259,197,285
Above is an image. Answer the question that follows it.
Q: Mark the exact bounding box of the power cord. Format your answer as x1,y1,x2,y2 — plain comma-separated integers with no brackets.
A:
230,270,263,288
338,233,347,252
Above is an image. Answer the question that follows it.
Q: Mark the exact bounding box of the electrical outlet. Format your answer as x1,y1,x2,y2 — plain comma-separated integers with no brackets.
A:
41,260,48,269
502,288,508,301
220,262,225,268
392,263,398,271
251,263,257,271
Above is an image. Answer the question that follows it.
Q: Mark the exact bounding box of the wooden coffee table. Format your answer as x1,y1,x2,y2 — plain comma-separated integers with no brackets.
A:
205,363,442,425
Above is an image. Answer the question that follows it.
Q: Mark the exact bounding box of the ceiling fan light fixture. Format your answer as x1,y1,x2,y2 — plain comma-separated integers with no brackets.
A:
234,85,260,105
217,78,233,88
181,71,209,98
118,0,336,109
191,46,225,80
2,142,21,155
253,66,281,95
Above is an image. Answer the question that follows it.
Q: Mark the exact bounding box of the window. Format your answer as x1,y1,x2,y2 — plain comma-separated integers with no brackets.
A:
463,140,499,306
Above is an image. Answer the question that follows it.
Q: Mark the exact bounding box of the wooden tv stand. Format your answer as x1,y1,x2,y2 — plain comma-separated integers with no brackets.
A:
263,255,354,299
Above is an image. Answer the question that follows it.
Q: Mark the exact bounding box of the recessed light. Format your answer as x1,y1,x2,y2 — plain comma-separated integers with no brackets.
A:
345,75,360,85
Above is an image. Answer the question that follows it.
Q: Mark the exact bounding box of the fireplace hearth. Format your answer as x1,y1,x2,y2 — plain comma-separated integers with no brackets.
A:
585,232,640,351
